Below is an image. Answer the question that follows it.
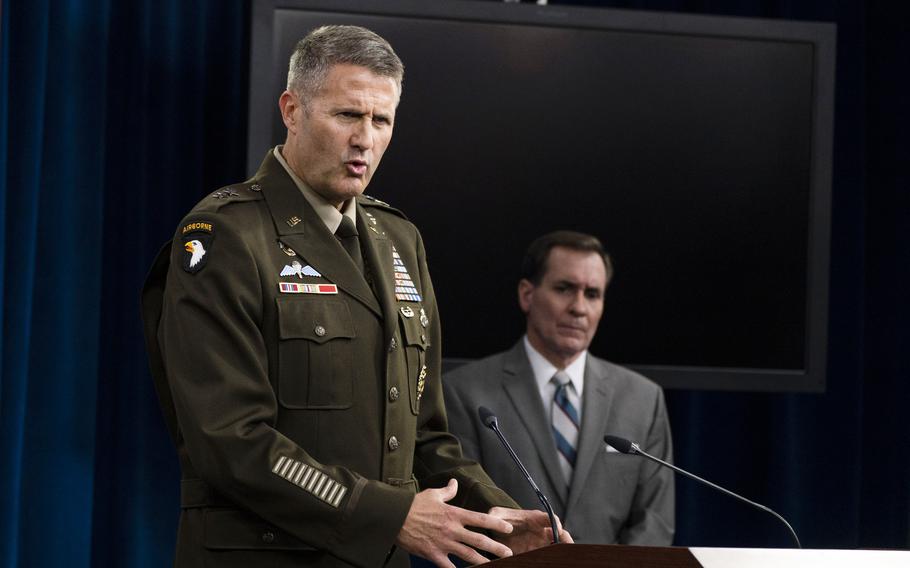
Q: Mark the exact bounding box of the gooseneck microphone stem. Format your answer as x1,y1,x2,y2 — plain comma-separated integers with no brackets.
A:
478,407,560,544
605,435,801,548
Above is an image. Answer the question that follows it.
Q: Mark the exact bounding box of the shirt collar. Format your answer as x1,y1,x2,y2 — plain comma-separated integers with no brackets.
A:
523,335,587,398
273,145,356,233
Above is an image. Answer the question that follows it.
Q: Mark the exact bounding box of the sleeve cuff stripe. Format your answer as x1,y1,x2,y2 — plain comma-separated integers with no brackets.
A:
271,455,346,508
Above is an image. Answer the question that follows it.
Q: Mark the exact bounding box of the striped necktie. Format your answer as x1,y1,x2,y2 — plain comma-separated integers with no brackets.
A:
551,370,580,485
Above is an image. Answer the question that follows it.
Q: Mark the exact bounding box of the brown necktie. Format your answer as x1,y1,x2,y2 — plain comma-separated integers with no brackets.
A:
335,216,364,274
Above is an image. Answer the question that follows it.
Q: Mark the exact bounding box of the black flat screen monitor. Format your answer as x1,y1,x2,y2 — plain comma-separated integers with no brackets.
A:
248,0,835,392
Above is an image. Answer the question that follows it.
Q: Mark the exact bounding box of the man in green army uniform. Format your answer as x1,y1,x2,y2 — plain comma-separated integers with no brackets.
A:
142,25,570,568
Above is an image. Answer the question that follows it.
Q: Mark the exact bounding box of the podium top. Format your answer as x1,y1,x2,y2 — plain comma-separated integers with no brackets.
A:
692,546,910,568
487,544,910,567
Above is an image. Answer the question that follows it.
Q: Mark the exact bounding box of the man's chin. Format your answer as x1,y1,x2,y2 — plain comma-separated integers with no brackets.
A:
550,343,585,361
318,183,366,205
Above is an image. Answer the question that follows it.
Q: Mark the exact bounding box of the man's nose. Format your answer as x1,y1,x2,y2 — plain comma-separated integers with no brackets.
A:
350,119,375,150
568,292,589,315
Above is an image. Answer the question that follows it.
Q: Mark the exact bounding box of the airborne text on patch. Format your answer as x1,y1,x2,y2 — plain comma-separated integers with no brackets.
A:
182,222,213,234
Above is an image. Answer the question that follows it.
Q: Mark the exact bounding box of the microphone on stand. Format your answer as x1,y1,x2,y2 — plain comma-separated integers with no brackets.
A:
478,406,560,544
604,434,801,548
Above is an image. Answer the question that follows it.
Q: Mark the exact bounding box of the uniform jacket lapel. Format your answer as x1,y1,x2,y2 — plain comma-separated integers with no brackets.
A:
255,153,381,317
565,358,615,516
501,342,569,508
356,204,397,344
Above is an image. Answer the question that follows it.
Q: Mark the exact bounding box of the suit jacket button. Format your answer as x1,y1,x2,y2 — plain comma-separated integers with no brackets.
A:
388,435,400,451
389,386,400,401
314,325,326,337
262,530,275,544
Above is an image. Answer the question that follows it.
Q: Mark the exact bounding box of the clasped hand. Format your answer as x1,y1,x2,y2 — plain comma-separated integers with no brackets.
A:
395,478,573,568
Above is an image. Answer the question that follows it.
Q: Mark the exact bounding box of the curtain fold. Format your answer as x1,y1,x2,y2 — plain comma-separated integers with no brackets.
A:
1,1,248,566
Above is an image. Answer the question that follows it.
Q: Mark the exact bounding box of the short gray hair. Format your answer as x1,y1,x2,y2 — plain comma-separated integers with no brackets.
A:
287,25,404,104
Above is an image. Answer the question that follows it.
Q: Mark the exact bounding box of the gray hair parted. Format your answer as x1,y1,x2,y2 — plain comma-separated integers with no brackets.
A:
287,25,404,106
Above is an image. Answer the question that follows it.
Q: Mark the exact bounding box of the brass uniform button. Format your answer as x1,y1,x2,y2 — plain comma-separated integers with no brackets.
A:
314,325,326,337
262,531,275,544
389,386,400,401
388,436,400,451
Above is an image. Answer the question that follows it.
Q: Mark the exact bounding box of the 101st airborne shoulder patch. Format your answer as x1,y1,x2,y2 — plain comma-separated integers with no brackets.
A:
181,221,214,274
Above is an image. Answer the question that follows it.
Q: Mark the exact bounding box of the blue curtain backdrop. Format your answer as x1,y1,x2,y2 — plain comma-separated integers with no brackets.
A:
0,0,906,566
0,1,248,566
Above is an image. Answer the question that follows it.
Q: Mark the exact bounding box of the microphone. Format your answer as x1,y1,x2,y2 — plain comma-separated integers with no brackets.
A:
478,406,560,544
604,434,801,548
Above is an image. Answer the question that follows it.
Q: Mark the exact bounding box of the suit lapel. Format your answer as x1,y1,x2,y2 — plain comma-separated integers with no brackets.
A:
256,153,381,317
501,343,569,507
565,357,615,515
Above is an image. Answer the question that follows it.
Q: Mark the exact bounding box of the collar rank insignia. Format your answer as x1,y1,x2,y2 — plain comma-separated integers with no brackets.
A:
419,308,429,328
278,241,297,256
280,260,322,279
364,212,381,234
181,221,214,274
391,246,423,302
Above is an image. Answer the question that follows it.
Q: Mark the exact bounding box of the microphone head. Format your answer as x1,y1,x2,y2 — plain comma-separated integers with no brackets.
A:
604,434,635,454
477,406,498,429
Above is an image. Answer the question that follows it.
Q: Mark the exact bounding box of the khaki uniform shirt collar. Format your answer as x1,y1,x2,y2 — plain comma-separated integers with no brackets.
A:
273,145,357,233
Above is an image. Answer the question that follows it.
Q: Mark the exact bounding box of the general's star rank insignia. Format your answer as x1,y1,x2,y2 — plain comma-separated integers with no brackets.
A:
181,221,214,274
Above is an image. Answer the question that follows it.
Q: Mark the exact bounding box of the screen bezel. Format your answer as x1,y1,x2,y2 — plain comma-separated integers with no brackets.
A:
247,0,835,392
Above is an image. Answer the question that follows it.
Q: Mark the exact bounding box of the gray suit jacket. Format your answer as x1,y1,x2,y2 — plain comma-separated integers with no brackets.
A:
443,341,674,545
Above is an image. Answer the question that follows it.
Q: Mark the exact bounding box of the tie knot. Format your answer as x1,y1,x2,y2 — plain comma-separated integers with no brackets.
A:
551,371,572,388
335,216,358,239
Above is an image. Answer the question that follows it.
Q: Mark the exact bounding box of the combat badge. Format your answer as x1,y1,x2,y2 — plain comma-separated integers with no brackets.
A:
280,260,322,278
181,221,214,274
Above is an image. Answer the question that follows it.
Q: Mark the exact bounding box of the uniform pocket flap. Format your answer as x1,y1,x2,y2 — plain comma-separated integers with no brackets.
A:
202,508,315,551
399,310,429,349
277,298,355,343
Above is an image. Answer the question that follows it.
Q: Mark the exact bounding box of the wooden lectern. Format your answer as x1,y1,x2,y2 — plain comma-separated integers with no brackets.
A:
487,543,910,567
487,544,698,567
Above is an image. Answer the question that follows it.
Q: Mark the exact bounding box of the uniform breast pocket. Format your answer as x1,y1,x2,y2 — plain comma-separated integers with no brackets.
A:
277,298,355,409
399,308,430,415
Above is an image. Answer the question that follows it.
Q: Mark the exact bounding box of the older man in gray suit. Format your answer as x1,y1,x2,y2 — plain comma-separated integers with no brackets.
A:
443,230,674,545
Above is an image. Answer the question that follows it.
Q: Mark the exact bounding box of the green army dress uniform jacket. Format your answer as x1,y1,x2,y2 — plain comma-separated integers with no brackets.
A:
141,151,517,568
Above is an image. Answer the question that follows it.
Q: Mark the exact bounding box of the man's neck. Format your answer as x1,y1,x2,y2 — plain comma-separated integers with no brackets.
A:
525,333,582,370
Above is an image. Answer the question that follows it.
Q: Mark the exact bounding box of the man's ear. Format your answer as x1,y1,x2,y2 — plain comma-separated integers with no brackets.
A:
279,90,300,132
518,279,535,314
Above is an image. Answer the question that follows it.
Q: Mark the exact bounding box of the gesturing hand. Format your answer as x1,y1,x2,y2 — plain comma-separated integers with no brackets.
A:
395,479,515,568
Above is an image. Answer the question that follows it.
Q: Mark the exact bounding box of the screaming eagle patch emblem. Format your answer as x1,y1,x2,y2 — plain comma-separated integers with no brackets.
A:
181,221,214,274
